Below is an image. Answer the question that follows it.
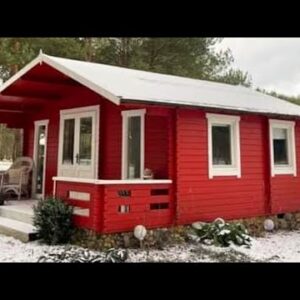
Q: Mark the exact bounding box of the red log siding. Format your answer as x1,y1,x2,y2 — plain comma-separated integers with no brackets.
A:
145,115,169,179
102,184,173,233
55,181,173,233
175,109,267,224
0,112,27,128
55,181,104,232
270,121,300,213
24,87,107,196
22,89,171,197
100,101,122,179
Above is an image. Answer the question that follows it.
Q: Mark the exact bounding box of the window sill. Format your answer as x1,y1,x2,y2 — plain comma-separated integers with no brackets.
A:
209,167,241,179
272,167,296,177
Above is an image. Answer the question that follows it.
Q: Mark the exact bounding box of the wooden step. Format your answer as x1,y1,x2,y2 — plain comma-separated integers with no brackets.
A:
0,216,37,242
0,205,34,225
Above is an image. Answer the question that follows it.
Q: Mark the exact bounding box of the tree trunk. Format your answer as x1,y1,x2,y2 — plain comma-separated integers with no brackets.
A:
84,38,93,62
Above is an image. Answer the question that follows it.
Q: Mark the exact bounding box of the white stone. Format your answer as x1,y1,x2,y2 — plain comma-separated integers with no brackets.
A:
134,225,147,241
264,219,275,231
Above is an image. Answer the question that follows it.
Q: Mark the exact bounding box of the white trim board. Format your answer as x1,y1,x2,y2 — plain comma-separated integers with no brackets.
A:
121,109,146,180
53,176,172,185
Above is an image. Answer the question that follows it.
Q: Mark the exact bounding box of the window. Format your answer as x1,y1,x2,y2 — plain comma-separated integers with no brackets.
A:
122,109,145,179
269,120,296,176
62,119,75,164
206,113,241,179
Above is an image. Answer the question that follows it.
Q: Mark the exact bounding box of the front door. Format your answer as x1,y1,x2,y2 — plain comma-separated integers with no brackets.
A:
58,105,99,179
33,120,49,199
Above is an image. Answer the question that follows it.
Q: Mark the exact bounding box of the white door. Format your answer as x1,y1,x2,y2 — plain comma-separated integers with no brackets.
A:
58,106,99,179
33,120,49,199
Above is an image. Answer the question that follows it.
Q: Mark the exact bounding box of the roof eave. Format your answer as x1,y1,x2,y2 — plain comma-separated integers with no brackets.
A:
120,98,300,119
0,53,121,106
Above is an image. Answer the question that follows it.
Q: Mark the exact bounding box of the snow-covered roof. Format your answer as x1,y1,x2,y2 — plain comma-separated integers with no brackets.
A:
1,53,300,117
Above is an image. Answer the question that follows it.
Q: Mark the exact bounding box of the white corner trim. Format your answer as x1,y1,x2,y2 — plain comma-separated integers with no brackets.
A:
206,113,241,179
121,109,146,180
269,119,297,177
52,176,172,185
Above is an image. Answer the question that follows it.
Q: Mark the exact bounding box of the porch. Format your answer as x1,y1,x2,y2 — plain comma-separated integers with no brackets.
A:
0,57,176,235
53,177,174,233
0,200,37,242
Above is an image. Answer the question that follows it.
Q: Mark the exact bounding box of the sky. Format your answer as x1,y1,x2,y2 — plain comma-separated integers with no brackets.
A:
217,38,300,97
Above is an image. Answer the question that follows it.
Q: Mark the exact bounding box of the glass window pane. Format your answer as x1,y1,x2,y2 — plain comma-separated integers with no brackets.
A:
212,125,231,165
36,125,46,194
127,116,141,178
79,117,92,165
63,119,75,164
273,128,288,165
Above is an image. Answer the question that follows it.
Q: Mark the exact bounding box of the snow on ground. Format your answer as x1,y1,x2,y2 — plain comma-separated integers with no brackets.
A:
0,161,12,171
232,230,300,262
1,230,300,262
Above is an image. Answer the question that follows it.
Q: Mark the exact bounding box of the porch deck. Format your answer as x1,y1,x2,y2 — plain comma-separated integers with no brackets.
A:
0,200,37,242
0,199,90,242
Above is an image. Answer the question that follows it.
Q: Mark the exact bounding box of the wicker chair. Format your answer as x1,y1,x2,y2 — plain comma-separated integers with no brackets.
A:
0,157,33,200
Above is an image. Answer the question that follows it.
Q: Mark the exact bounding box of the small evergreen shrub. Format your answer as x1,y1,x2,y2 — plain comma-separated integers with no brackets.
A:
105,248,128,263
33,197,74,245
192,218,251,247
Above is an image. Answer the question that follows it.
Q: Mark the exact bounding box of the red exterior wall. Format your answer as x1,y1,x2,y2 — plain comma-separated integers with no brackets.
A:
4,77,300,233
21,87,171,197
55,181,173,233
55,181,104,231
23,87,108,195
175,108,268,224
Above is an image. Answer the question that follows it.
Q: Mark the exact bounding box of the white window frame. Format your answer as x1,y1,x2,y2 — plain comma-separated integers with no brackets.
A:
32,119,49,200
57,105,100,179
269,119,296,177
121,109,146,180
206,113,241,179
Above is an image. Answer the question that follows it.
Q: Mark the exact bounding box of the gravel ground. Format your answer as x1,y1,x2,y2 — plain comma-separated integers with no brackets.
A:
0,230,300,262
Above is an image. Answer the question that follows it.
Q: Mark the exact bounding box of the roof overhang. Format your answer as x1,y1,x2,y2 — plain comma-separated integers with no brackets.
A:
0,53,121,106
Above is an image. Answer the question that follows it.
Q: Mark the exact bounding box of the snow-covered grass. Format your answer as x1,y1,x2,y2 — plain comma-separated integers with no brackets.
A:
1,230,300,262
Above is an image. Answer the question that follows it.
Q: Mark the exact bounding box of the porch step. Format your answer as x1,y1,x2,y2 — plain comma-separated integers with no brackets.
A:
0,216,37,242
0,205,34,225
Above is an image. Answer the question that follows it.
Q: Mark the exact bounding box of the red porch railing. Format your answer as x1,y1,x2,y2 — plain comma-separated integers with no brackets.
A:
53,178,173,233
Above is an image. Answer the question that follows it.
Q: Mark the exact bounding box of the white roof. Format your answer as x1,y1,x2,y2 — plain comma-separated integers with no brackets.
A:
1,53,300,117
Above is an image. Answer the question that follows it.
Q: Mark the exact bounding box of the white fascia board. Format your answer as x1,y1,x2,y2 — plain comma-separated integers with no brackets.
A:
42,54,120,106
0,55,43,93
0,53,121,107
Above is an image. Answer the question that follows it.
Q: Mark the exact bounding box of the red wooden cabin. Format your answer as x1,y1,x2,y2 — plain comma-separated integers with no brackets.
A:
1,53,300,233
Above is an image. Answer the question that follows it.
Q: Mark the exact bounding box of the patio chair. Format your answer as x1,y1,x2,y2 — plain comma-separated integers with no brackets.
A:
0,157,34,200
